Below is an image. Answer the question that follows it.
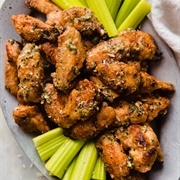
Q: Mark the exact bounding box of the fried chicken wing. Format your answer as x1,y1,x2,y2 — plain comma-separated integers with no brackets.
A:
85,29,159,72
52,26,86,92
25,0,61,15
95,61,141,95
43,83,68,125
5,39,22,95
90,76,119,102
114,95,170,126
12,14,60,42
13,104,50,133
46,7,107,38
96,132,130,180
115,124,163,173
65,102,116,140
17,43,44,104
140,72,175,93
61,79,98,128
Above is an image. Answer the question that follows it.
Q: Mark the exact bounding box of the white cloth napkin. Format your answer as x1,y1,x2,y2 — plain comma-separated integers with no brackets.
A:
150,0,180,67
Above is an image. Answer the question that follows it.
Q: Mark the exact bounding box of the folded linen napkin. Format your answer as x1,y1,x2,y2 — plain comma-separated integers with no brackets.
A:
150,0,180,67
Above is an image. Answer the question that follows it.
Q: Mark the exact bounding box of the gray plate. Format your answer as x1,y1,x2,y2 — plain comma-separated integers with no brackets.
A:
0,0,180,179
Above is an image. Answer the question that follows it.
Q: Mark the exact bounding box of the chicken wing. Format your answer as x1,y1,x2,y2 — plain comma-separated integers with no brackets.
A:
5,39,22,95
43,83,68,125
96,132,130,180
52,26,86,92
115,124,163,173
12,14,60,42
85,29,159,72
17,43,44,104
46,7,107,38
13,104,50,133
95,61,141,95
65,102,116,140
25,0,61,15
114,95,170,126
139,72,175,93
61,79,98,128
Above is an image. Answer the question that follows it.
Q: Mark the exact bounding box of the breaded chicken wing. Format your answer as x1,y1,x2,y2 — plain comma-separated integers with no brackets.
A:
25,0,61,15
52,26,86,92
43,83,68,125
17,43,44,104
65,102,116,140
85,29,159,72
61,79,98,128
115,124,163,173
114,95,170,126
96,132,130,180
46,7,107,38
95,61,141,95
13,104,50,133
12,14,60,42
5,39,22,95
139,72,175,93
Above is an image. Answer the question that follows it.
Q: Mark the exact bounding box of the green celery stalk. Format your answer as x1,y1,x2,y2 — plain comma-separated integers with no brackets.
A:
51,0,85,10
36,135,67,162
105,0,123,20
86,0,118,37
70,141,98,180
77,0,88,7
118,0,151,32
33,127,64,147
92,157,106,180
62,156,77,180
45,138,85,179
115,0,140,28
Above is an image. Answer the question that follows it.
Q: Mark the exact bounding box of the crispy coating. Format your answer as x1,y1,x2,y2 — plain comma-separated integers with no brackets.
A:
90,76,119,102
115,124,163,173
61,79,98,128
96,132,130,180
114,95,170,126
46,7,107,38
12,14,60,42
13,104,50,133
95,62,141,95
140,72,175,93
17,43,44,104
25,0,61,15
52,27,86,92
43,83,68,125
85,29,158,72
65,102,116,140
5,39,22,95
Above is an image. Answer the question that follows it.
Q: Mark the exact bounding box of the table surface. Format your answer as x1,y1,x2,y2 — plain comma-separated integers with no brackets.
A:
0,0,153,180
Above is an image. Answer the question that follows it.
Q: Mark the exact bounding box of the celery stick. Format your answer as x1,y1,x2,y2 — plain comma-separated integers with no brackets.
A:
70,141,98,180
92,157,106,180
77,0,88,7
105,0,123,20
37,135,67,162
118,0,151,32
51,0,85,10
86,0,118,37
62,156,77,180
45,138,85,179
33,127,63,147
115,0,140,28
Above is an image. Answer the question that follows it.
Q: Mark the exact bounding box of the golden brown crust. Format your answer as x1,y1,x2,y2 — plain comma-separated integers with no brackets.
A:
17,43,44,104
13,104,50,133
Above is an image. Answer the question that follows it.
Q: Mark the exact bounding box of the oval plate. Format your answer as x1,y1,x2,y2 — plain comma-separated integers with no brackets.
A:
0,0,180,179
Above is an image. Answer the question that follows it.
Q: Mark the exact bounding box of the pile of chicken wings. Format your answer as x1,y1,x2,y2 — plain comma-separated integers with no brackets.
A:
4,0,175,179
